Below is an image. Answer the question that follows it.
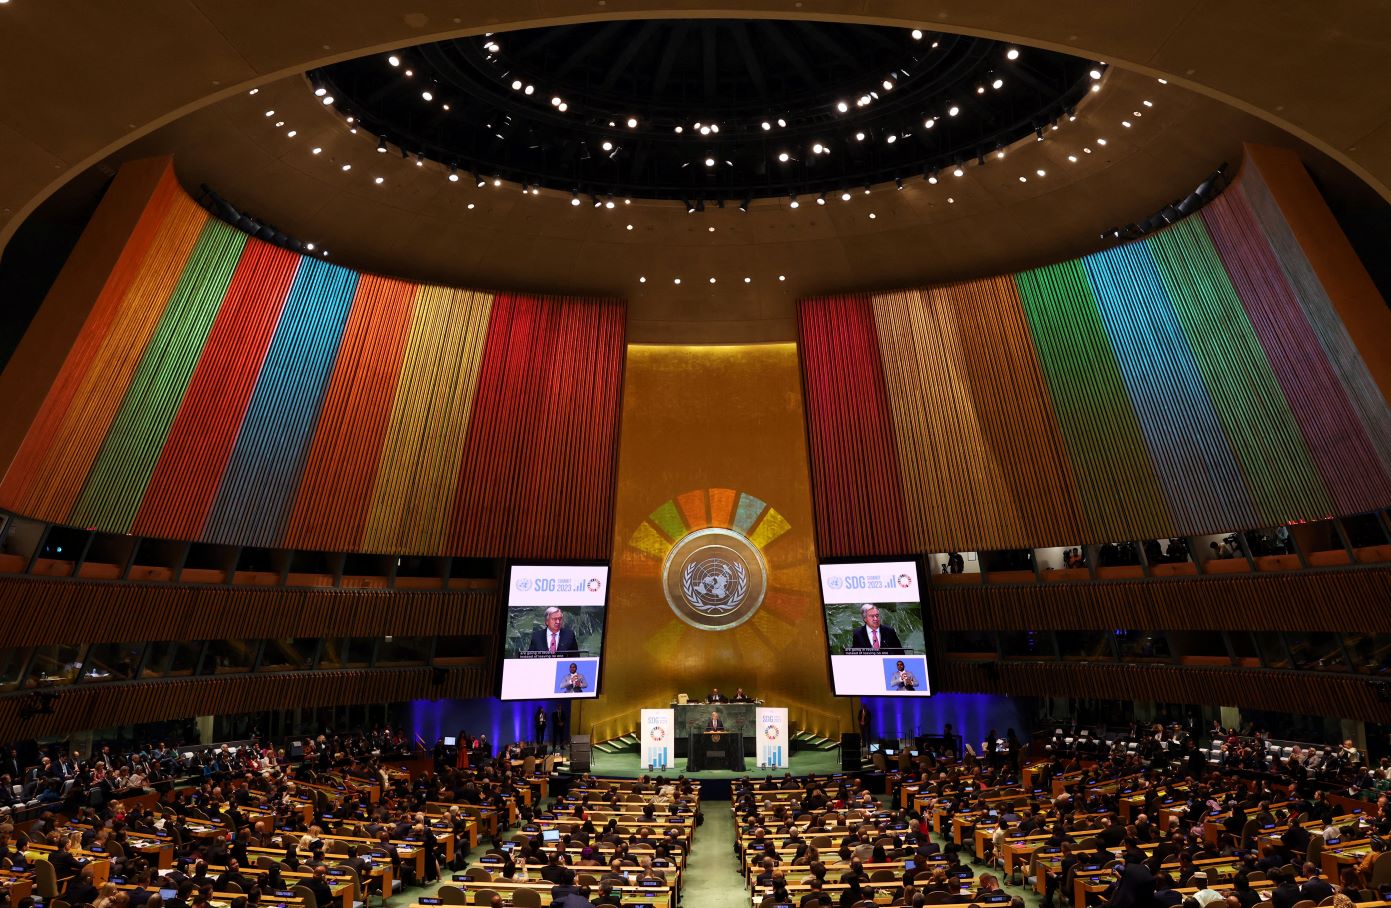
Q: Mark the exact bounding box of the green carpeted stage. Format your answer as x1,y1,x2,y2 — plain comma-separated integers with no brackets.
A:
587,747,846,779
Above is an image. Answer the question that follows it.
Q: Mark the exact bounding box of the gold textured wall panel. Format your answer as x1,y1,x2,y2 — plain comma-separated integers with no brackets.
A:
580,344,846,741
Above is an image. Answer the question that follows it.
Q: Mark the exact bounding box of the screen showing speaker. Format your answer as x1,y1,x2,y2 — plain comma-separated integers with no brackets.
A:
819,560,931,696
499,564,610,700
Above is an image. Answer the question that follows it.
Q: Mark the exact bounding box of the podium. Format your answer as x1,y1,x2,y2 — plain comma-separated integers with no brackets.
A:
671,702,756,758
687,729,746,771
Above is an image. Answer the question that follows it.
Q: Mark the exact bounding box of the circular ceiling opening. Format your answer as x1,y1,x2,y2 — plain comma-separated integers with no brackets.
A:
310,20,1100,204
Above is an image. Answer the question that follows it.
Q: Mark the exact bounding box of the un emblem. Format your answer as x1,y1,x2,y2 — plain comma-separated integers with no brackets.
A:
661,527,768,631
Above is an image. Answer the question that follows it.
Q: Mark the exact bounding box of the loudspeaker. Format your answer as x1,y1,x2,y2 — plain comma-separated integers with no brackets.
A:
570,743,591,772
571,734,591,745
840,733,861,771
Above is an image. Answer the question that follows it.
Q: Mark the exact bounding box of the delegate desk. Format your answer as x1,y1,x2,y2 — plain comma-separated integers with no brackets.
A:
671,703,757,759
688,730,745,771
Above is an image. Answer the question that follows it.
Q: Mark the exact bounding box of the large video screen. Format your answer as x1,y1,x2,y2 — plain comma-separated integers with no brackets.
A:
499,564,610,700
819,560,931,697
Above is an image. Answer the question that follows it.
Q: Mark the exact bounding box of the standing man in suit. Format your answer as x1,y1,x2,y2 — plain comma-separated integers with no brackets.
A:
528,607,578,654
851,604,904,652
706,711,726,731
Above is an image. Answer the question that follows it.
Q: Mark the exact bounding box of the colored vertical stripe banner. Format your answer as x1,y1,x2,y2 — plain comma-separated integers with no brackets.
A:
0,163,625,560
799,155,1391,555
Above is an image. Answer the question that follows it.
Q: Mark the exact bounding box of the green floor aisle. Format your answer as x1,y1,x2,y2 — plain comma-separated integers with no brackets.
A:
683,805,754,908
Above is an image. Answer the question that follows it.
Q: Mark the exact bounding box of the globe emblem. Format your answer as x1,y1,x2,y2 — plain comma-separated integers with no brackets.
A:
661,527,768,631
682,557,748,614
516,578,532,592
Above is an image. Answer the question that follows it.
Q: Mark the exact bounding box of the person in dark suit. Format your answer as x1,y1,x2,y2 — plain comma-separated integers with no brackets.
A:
706,711,725,731
1103,854,1154,908
707,688,726,703
850,604,903,653
528,608,579,654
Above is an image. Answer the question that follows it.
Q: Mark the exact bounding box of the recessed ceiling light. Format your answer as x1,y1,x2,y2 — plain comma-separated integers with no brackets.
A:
947,197,955,204
1096,137,1107,145
639,276,647,283
674,278,681,285
705,157,716,167
264,110,275,117
911,29,923,40
321,96,334,105
992,78,1004,89
341,163,351,171
1036,169,1046,177
388,55,401,67
778,275,786,281
421,91,433,101
761,121,771,131
626,224,634,231
1143,100,1154,107
1122,120,1132,127
836,101,849,113
311,147,322,154
467,203,475,209
1157,78,1168,84
286,130,297,138
1006,48,1020,60
700,126,711,135
744,276,752,283
1090,69,1103,80
1019,176,1028,182
1091,84,1101,93
1067,155,1078,162
948,105,960,116
924,118,936,129
709,277,717,284
248,88,259,95
524,85,535,95
952,166,964,177
374,176,384,184
708,226,715,232
777,118,787,127
602,141,613,151
778,152,790,163
868,213,877,219
626,117,638,128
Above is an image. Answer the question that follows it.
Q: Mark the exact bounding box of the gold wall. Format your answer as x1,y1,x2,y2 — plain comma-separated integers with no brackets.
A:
579,343,847,741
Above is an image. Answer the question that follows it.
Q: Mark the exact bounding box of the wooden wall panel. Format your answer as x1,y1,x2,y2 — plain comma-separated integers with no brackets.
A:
940,660,1391,724
0,576,498,646
930,567,1391,632
0,665,491,741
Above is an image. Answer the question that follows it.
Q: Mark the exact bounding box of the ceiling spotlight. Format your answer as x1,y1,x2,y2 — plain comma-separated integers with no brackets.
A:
1090,68,1103,80
1143,100,1154,107
493,177,502,186
855,132,866,142
1006,48,1020,60
744,276,752,283
977,86,986,95
1036,169,1047,177
739,195,752,213
812,142,825,154
341,163,352,171
911,29,923,40
626,224,634,230
709,277,717,284
601,141,613,152
841,191,852,201
314,86,327,97
414,152,424,166
558,103,567,112
1122,120,1133,128
674,126,684,134
605,196,616,209
388,55,401,67
248,88,259,95
685,199,697,214
1067,155,1078,163
992,78,1004,89
484,41,499,53
1091,83,1101,93
511,80,523,90
927,169,939,184
886,134,897,144
710,124,719,133
816,193,827,205
311,146,322,155
674,278,682,285
948,105,960,117
374,176,384,184
305,243,315,251
995,147,1006,159
1019,176,1028,183
836,101,849,113
626,117,638,128
952,166,964,177
895,177,904,190
705,157,716,167
551,96,562,107
1097,137,1108,145
924,118,936,129
778,152,790,163
639,276,646,283
377,136,387,153
570,190,581,206
761,121,772,131
777,118,787,127
1036,126,1045,141
264,110,275,117
868,213,877,219
421,90,433,101
883,79,895,90
287,130,297,138
448,165,459,182
524,85,535,95
700,125,712,135
778,275,786,282
404,70,413,77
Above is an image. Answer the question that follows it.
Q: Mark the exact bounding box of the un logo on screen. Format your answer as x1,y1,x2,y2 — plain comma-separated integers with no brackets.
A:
661,527,768,631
